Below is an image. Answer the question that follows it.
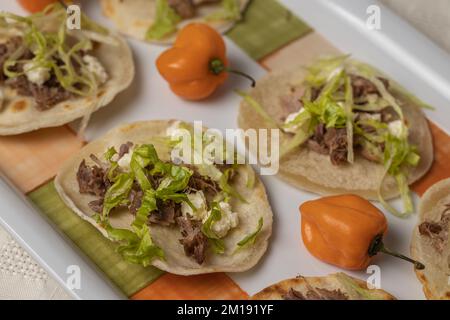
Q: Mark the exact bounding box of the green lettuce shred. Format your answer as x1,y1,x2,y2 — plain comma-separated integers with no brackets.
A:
201,202,225,254
145,0,181,40
335,273,384,300
107,224,165,267
102,173,134,220
236,90,280,129
237,217,263,248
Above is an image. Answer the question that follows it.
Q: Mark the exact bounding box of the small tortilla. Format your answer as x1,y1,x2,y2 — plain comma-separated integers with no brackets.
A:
411,178,450,300
238,64,433,200
100,0,249,44
0,31,134,135
252,273,396,300
55,120,273,275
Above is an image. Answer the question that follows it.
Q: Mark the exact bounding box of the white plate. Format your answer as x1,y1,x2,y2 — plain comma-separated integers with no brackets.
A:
0,0,449,300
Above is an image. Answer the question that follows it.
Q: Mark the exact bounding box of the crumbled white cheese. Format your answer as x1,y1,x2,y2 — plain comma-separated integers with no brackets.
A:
283,108,307,133
117,151,132,169
358,112,381,122
181,191,208,221
24,62,50,86
388,120,405,138
203,201,239,239
83,55,108,84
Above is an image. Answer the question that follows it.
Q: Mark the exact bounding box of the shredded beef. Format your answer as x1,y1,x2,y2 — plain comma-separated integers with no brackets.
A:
76,160,108,197
119,141,133,159
380,106,400,123
283,288,307,300
283,287,348,300
6,74,73,110
149,200,180,226
315,288,348,300
176,216,208,264
187,171,219,201
306,124,348,165
307,124,329,155
418,204,450,253
324,127,348,165
88,198,104,213
168,0,196,18
351,75,389,98
0,37,24,82
192,0,221,4
128,189,143,215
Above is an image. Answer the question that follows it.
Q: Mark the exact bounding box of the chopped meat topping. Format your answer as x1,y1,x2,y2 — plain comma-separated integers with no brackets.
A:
118,141,133,159
76,160,108,197
306,124,348,165
128,189,143,215
418,204,450,253
324,127,348,166
6,74,74,110
149,199,180,226
168,0,195,18
283,287,348,300
176,216,208,264
351,75,389,98
187,170,219,202
88,198,104,213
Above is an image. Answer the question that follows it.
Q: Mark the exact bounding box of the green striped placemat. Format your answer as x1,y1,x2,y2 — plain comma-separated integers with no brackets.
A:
227,0,311,60
28,182,163,296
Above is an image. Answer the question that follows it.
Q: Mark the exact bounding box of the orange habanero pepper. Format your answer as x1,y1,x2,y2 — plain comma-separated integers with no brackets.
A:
300,194,425,270
18,0,58,13
156,23,254,100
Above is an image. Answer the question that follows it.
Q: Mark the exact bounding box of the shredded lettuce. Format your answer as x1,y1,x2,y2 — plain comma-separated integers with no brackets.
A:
145,0,181,40
304,55,349,87
377,133,420,217
237,217,263,248
206,0,241,21
201,202,225,254
219,167,246,202
236,90,280,129
130,144,159,191
279,125,311,158
102,173,134,220
335,273,383,300
344,75,354,163
132,189,157,229
107,224,164,267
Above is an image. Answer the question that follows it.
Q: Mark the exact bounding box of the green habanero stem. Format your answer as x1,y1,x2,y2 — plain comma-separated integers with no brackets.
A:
210,58,256,87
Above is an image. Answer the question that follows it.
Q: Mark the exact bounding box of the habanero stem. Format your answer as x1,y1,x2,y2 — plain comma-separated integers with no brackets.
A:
368,234,425,270
210,58,256,87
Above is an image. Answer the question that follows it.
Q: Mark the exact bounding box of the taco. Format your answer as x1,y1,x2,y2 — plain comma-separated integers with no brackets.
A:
238,56,433,216
100,0,249,44
0,5,134,135
251,273,396,300
411,178,450,300
55,120,273,275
